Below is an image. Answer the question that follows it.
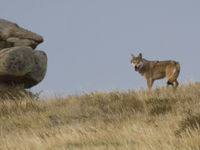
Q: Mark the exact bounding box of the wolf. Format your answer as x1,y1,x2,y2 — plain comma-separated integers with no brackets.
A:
130,53,180,90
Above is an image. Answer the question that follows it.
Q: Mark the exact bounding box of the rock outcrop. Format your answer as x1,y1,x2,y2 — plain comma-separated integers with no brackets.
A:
0,19,47,89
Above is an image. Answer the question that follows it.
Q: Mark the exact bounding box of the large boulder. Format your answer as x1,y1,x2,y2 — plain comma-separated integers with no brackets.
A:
0,19,47,89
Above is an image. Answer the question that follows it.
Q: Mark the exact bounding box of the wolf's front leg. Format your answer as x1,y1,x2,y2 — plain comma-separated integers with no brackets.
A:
146,78,154,91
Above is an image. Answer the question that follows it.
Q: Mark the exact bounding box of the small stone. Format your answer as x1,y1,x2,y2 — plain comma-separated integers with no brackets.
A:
14,39,31,47
6,37,20,43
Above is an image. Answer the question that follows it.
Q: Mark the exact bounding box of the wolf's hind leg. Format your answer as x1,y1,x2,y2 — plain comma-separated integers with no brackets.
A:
167,81,174,86
174,80,179,88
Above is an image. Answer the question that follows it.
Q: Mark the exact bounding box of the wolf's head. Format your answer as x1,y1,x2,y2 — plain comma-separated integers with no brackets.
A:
130,53,144,72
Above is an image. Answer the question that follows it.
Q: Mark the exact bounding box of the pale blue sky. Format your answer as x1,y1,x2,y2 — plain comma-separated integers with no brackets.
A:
1,0,200,94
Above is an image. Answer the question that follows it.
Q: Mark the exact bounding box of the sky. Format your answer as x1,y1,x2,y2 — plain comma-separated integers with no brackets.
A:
1,0,200,95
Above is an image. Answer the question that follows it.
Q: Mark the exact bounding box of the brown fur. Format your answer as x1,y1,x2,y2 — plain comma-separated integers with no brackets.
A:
131,53,180,90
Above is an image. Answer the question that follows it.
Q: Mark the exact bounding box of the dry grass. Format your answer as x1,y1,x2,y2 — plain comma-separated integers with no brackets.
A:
0,83,200,150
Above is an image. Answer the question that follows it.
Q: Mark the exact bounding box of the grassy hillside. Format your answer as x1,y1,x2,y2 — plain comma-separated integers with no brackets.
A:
0,83,200,150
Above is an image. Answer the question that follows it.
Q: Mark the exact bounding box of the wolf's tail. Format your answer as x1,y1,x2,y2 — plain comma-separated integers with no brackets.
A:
172,61,180,81
175,62,180,75
168,61,180,87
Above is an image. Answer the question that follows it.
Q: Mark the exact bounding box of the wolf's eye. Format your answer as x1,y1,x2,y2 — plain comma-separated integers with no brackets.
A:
132,60,137,64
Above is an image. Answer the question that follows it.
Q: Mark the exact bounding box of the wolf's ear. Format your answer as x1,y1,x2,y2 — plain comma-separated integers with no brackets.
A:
131,54,135,58
138,53,142,58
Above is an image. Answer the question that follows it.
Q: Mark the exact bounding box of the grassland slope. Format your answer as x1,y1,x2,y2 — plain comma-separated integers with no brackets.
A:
0,83,200,150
